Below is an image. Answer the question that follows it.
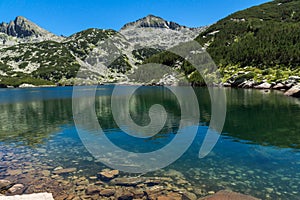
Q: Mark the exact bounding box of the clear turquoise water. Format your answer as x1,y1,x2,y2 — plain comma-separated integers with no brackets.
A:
0,86,299,199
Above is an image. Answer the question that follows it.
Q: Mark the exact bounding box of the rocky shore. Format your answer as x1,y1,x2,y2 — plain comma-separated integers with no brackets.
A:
0,147,261,200
222,75,300,97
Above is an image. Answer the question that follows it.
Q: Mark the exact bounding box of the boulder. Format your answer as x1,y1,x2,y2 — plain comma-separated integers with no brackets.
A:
222,82,231,87
284,85,300,97
7,184,25,194
254,82,272,89
199,190,260,200
230,77,246,87
273,82,287,90
98,169,119,181
19,83,36,88
239,80,255,88
0,180,12,189
288,76,300,81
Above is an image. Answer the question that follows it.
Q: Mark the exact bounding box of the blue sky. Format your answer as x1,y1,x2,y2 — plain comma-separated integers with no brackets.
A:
0,0,270,36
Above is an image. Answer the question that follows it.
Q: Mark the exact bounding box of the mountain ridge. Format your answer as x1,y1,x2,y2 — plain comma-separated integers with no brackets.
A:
0,15,205,87
2,0,299,91
0,16,62,45
120,14,189,31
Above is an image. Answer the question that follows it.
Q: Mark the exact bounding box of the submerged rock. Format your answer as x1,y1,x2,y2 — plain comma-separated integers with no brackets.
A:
53,168,77,175
115,189,134,200
157,192,182,200
7,184,25,194
111,177,145,186
199,190,260,200
98,169,119,181
0,180,12,189
100,189,116,197
85,185,101,195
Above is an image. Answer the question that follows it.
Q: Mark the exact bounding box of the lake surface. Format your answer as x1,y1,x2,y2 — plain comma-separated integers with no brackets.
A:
0,86,300,199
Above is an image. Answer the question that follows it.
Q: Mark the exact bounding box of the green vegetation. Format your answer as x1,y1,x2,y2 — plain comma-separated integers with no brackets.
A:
0,74,54,87
144,51,206,86
195,0,300,79
0,40,80,82
108,54,132,73
0,62,12,72
64,28,117,59
129,63,175,83
132,48,163,62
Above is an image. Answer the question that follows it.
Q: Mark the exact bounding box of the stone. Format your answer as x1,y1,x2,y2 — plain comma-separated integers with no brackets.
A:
284,85,300,97
182,191,197,200
199,190,260,200
41,170,51,176
116,191,134,200
157,192,182,200
223,82,231,87
242,80,256,88
53,166,63,171
98,169,119,181
53,168,76,175
85,185,101,195
0,179,12,189
0,193,54,200
288,76,300,81
100,189,116,197
19,83,36,88
144,179,161,186
89,176,98,180
273,83,287,90
230,77,247,87
7,184,25,194
111,177,145,186
130,188,145,199
254,82,272,89
7,169,22,176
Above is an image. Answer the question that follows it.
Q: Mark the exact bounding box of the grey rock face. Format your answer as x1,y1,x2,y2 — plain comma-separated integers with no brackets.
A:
0,16,62,45
1,16,51,38
121,15,184,30
120,15,206,49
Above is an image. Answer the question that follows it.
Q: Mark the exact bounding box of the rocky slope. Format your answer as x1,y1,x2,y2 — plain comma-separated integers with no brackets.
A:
120,15,205,49
0,15,205,87
0,16,62,46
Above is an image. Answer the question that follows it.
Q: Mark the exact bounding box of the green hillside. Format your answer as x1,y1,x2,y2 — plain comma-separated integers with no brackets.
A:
195,0,300,83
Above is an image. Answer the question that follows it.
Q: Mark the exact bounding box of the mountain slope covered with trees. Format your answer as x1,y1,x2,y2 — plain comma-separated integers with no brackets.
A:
195,0,300,84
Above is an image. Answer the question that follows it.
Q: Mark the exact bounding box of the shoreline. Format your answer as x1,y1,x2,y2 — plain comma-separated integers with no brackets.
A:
1,81,299,98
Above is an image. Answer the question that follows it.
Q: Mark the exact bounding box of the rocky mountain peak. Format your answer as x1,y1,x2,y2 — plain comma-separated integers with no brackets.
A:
121,14,185,30
0,16,57,39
